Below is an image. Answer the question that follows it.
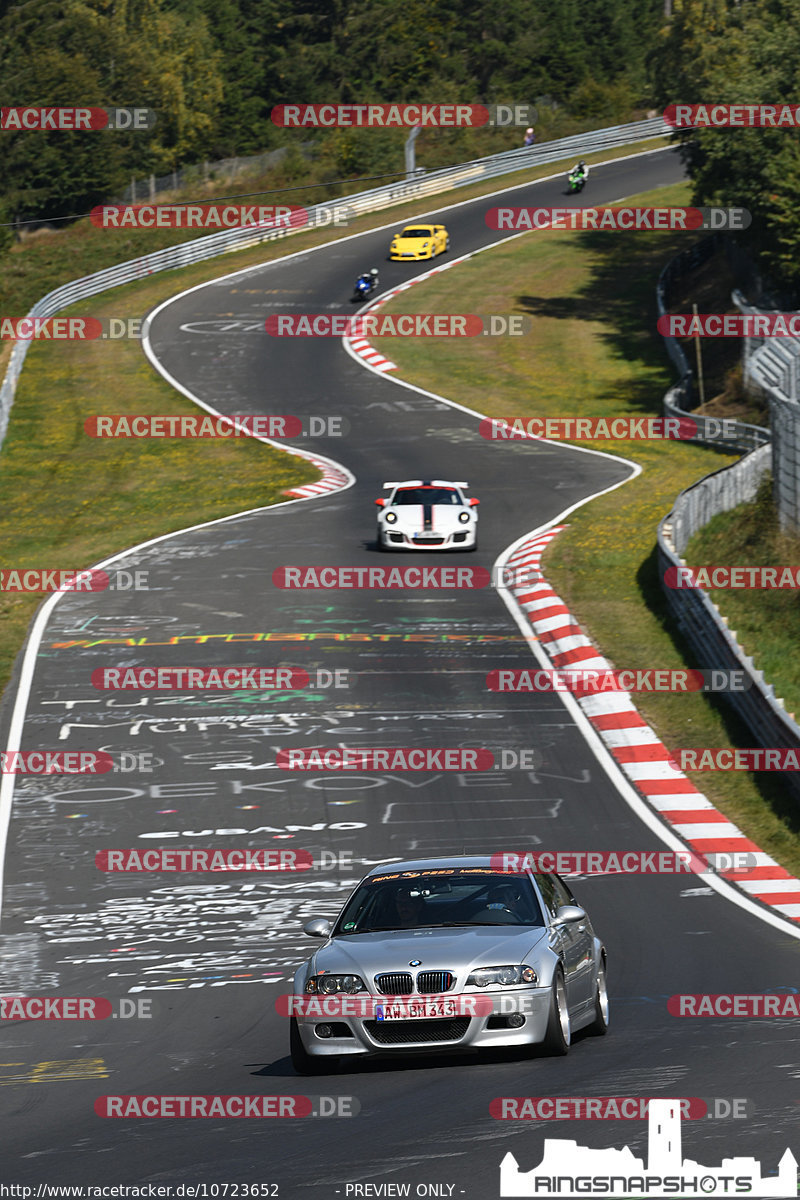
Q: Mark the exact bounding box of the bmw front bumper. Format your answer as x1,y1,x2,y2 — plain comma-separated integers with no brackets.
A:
292,988,553,1059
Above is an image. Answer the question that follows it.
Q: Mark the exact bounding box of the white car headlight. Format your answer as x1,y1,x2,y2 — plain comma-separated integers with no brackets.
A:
385,511,398,524
458,511,471,524
466,965,538,987
306,974,366,994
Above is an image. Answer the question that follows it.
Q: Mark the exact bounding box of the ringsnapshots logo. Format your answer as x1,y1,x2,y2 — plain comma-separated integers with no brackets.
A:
485,207,750,232
271,103,536,128
1,107,156,131
84,414,348,439
498,1098,797,1197
665,103,800,127
265,314,530,337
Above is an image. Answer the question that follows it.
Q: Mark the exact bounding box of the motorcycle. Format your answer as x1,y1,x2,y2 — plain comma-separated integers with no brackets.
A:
567,169,586,193
353,273,378,301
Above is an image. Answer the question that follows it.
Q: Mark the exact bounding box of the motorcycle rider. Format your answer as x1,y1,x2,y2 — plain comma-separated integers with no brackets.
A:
570,160,588,183
355,267,379,295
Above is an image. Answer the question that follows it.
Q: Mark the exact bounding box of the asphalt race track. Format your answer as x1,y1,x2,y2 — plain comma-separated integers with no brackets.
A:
1,146,798,1196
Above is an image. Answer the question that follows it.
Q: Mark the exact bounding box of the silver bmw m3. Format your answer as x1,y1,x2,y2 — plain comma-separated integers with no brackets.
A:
289,856,608,1073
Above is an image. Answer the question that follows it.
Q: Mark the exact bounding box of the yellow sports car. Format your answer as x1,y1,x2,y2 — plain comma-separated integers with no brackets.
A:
389,223,450,261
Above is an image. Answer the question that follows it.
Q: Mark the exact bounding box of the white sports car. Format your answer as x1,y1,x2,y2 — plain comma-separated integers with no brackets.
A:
375,479,479,551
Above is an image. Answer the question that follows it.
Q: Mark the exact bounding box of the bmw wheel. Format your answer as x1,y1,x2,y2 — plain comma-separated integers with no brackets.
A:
586,957,609,1036
542,967,570,1055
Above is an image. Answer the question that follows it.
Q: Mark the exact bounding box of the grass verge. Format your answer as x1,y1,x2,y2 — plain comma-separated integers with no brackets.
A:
686,473,800,721
369,180,800,877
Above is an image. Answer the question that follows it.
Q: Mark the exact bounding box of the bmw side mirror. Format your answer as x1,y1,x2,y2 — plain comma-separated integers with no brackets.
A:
553,905,586,925
303,919,332,938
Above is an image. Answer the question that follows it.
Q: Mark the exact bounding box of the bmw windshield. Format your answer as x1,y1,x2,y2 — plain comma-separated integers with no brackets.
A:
332,870,545,934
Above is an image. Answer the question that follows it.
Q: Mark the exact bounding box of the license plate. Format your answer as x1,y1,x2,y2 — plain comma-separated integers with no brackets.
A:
376,1000,457,1021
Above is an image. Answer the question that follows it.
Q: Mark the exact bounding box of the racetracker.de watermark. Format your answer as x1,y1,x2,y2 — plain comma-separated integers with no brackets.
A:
490,1097,753,1120
664,565,800,589
274,747,540,771
664,103,800,127
90,667,310,690
95,848,313,872
659,313,800,337
276,994,496,1018
486,668,751,693
84,414,347,439
480,416,699,441
91,204,310,230
264,314,529,337
485,207,750,231
1,107,156,131
489,851,758,875
1,751,114,774
669,994,800,1016
0,996,153,1019
271,103,536,127
273,566,491,589
673,748,800,771
94,1095,358,1118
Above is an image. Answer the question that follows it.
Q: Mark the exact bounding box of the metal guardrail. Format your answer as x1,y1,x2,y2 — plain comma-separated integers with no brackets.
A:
0,116,671,456
656,236,770,454
733,289,800,531
657,246,800,803
657,446,800,806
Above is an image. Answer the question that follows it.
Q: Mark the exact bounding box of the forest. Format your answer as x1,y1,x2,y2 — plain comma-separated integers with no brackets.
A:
2,0,800,287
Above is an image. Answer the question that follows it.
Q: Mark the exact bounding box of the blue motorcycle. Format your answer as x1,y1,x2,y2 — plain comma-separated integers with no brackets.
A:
353,269,379,301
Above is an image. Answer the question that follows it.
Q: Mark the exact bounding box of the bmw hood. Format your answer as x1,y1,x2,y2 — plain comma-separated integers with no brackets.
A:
308,926,549,980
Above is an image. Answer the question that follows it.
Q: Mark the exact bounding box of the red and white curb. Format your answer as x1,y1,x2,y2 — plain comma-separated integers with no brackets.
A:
285,453,351,498
507,527,800,924
347,337,397,373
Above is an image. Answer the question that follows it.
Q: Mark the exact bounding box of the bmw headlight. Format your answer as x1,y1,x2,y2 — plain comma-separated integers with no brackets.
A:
305,974,366,995
385,511,397,524
458,511,471,524
466,965,538,988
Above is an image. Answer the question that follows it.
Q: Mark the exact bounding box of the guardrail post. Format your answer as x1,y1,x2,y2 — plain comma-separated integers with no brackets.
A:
405,125,421,181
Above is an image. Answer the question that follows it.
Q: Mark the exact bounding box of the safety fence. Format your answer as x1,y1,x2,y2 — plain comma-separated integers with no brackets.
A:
657,243,800,799
657,235,769,454
733,289,800,531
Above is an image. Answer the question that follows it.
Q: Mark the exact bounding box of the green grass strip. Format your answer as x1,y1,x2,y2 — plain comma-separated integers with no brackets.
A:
370,180,800,877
